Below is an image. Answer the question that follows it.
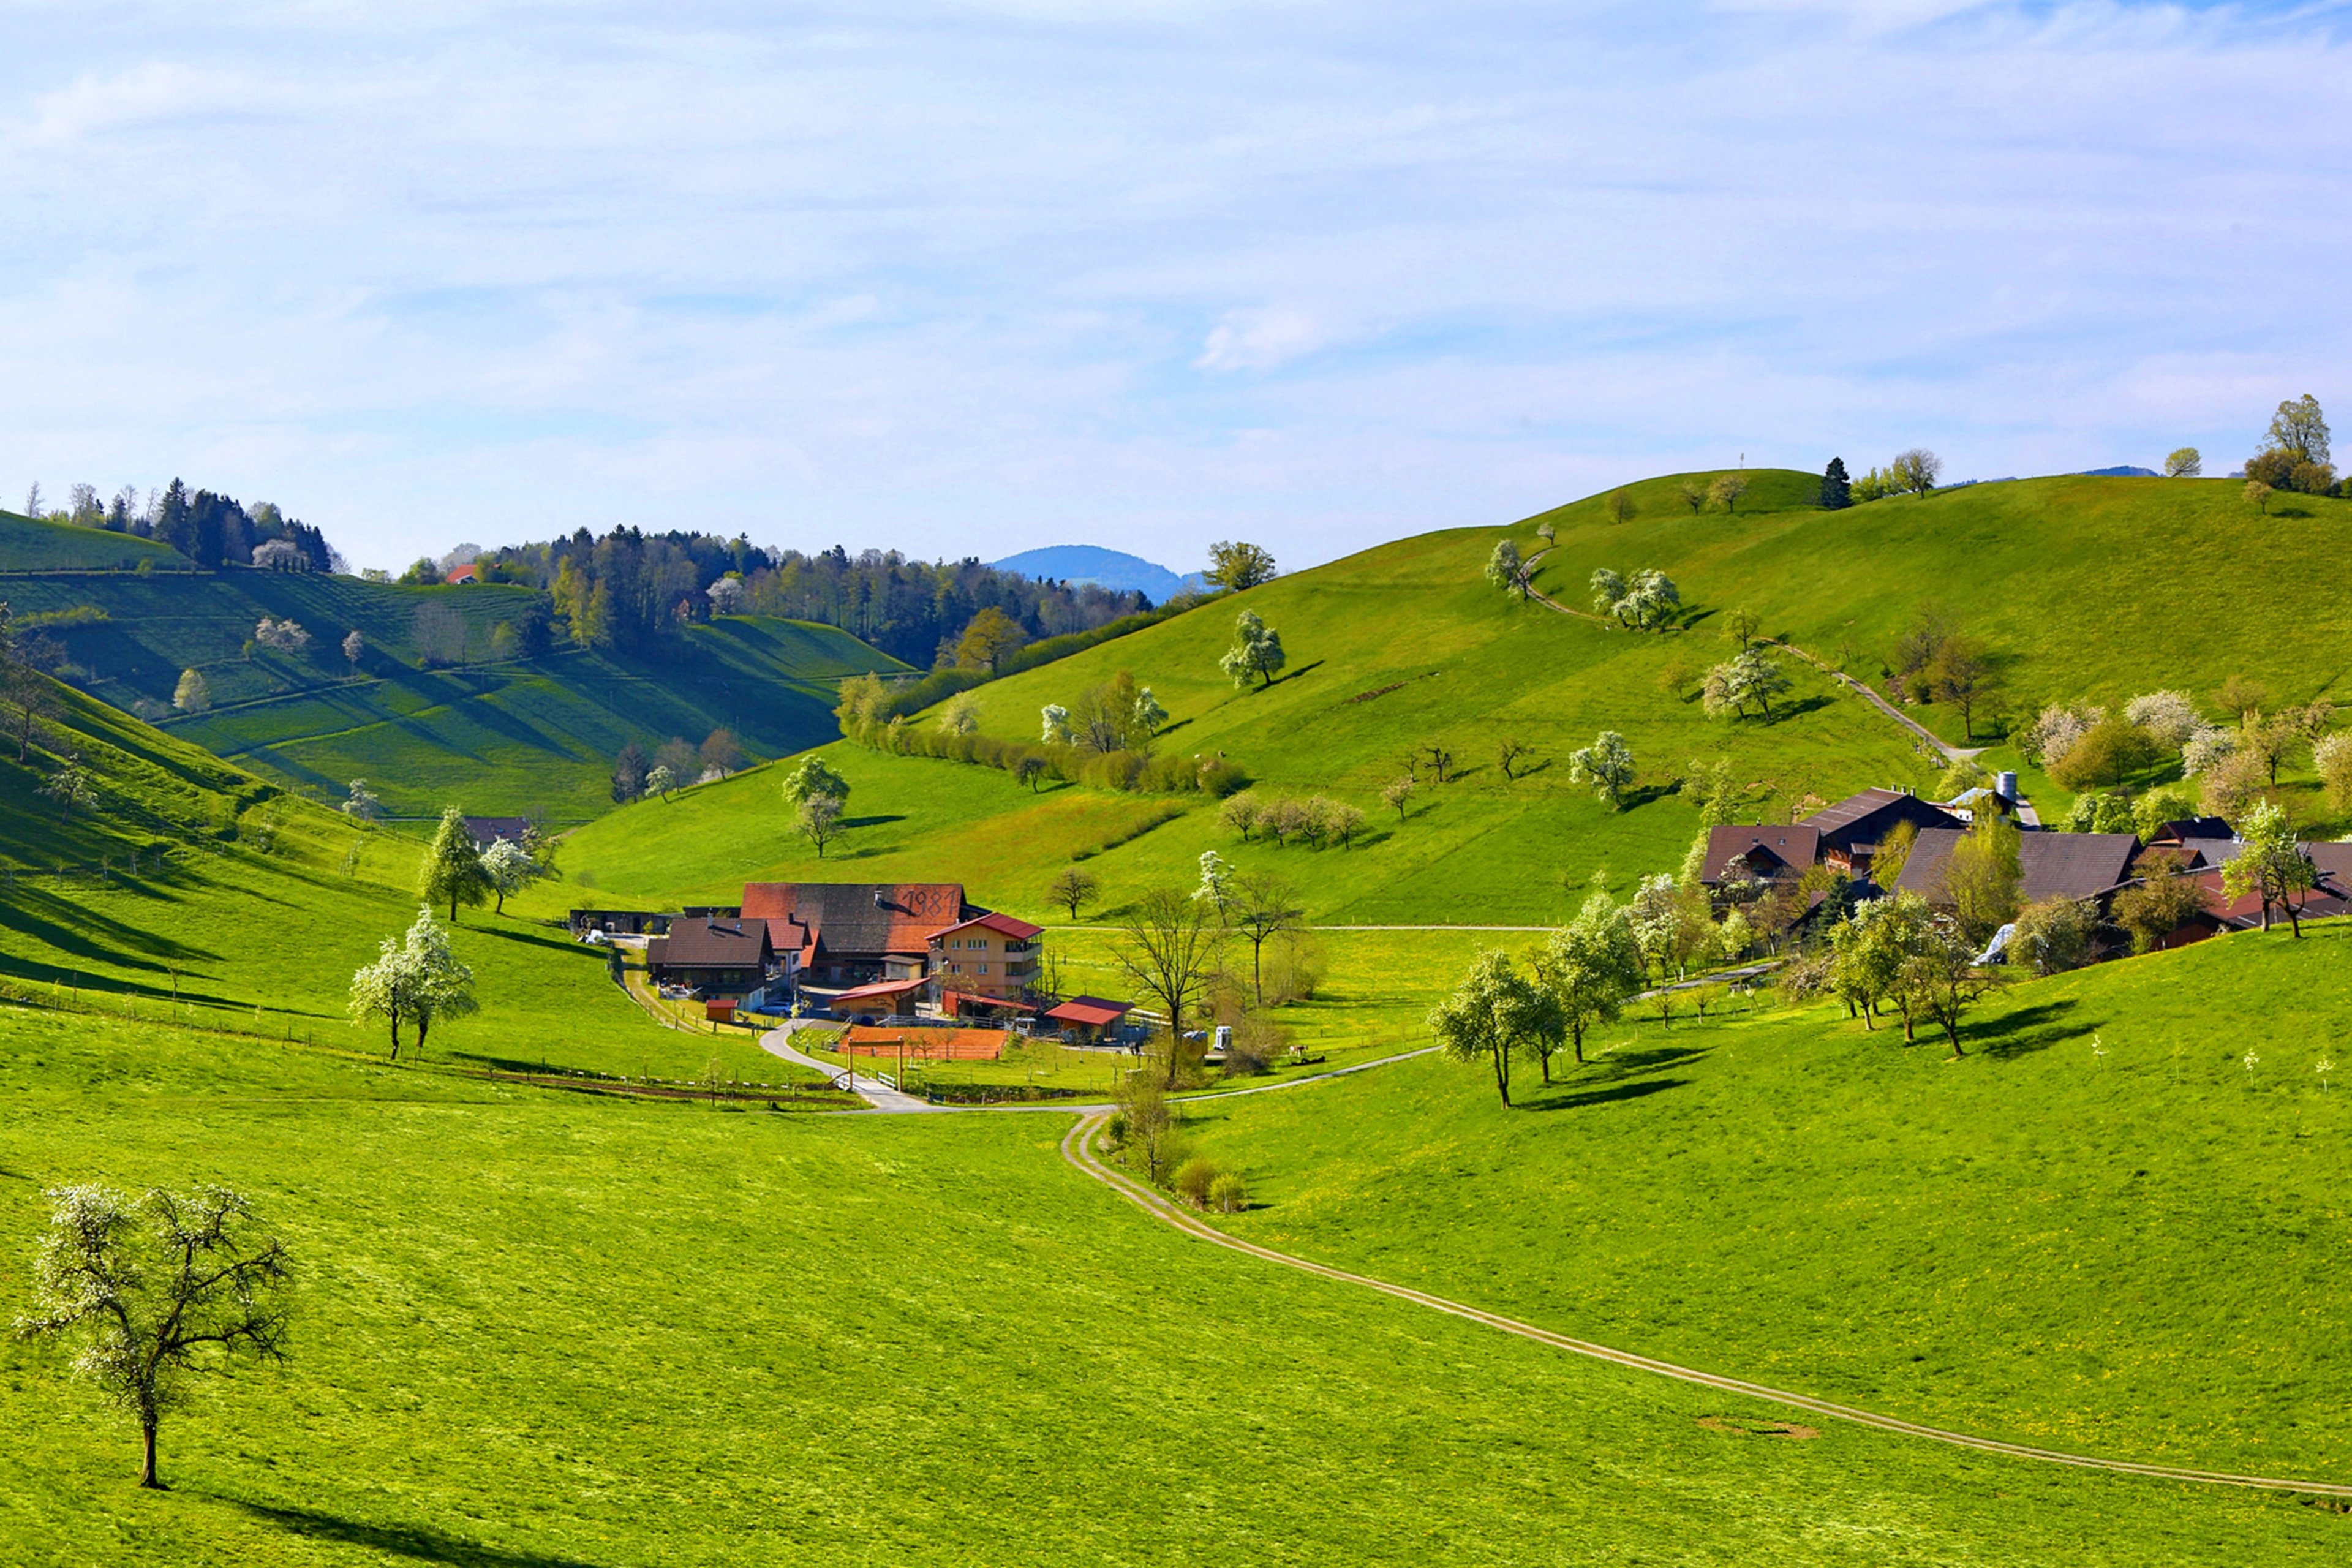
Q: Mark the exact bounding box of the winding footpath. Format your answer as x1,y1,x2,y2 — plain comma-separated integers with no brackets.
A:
1055,1107,2352,1501
765,1016,2350,1499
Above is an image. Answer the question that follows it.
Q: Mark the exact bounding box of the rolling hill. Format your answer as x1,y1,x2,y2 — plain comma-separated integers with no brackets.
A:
0,548,910,818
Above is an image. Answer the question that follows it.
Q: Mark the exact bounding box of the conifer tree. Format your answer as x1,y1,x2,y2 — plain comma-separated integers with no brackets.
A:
1820,457,1852,509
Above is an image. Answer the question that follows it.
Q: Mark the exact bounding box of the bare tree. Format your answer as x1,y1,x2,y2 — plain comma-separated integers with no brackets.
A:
1109,888,1225,1087
1497,738,1534,780
1229,872,1304,1005
16,1184,290,1488
1046,867,1098,920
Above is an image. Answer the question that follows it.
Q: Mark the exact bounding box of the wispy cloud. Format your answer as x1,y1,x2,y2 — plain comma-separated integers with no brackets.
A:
0,2,2345,569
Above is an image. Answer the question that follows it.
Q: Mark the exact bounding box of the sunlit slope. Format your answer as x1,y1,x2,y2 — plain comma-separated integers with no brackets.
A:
0,507,184,571
1184,923,2352,1480
0,1006,2342,1564
0,551,908,816
549,508,1933,923
1525,471,2352,722
0,672,756,1081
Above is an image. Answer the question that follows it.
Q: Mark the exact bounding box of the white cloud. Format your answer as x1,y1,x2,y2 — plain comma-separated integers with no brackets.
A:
1193,308,1326,373
0,2,2345,571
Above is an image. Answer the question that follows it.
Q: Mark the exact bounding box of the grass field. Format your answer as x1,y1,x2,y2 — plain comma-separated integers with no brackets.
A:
1177,922,2352,1482
0,507,186,571
4,1003,2350,1566
0,556,909,818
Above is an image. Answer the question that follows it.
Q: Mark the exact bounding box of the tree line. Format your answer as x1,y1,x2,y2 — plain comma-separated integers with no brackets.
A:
19,478,339,572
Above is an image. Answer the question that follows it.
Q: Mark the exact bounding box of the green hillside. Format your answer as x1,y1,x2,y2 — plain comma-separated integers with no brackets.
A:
0,670,808,1085
543,511,1937,925
2,1005,2345,1564
0,562,908,817
1523,469,2352,728
0,507,186,571
1180,925,2352,1480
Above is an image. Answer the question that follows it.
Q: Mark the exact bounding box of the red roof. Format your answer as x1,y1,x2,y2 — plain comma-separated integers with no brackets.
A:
822,976,931,1005
742,883,968,957
1045,996,1132,1028
445,563,478,584
932,910,1044,942
941,989,1030,1012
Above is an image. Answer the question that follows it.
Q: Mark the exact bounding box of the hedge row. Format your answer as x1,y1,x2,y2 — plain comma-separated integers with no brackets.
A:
853,717,1246,797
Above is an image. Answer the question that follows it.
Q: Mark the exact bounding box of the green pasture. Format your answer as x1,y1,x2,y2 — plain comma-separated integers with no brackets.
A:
1523,469,2352,720
0,551,908,816
3,1005,2348,1566
0,508,185,571
1182,922,2352,1481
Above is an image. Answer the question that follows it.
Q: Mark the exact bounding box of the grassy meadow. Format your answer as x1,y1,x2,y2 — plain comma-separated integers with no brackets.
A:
4,1005,2351,1566
0,551,910,818
1178,922,2352,1481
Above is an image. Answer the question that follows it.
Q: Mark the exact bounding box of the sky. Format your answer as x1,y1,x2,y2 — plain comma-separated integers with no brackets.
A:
1,1,2347,575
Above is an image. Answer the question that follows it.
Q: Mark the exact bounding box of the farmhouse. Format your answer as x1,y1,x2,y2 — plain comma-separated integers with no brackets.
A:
645,916,779,1000
464,815,532,851
1800,788,1965,878
1893,829,2141,908
927,911,1045,1000
740,881,976,989
1700,826,1820,889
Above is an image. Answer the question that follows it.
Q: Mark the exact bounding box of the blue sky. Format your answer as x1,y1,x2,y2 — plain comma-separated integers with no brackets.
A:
1,1,2346,573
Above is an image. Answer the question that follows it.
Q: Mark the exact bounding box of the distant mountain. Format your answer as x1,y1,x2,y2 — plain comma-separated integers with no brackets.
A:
2081,465,2158,478
990,545,1204,601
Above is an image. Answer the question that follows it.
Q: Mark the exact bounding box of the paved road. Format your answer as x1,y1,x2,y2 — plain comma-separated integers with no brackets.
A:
1055,1109,2352,1501
760,1021,941,1114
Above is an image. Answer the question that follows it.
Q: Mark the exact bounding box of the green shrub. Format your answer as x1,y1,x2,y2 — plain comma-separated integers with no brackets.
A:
1207,1173,1248,1213
1104,1112,1128,1147
1172,1156,1222,1208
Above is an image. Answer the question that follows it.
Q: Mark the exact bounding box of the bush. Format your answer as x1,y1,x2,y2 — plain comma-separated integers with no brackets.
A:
2047,715,2160,791
1208,1173,1248,1213
1172,1157,1223,1208
1103,1112,1128,1147
2009,896,2092,975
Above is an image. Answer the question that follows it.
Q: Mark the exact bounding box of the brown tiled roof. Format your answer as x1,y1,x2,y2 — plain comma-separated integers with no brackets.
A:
741,883,970,958
649,916,774,969
1894,829,2141,905
1700,825,1820,884
932,910,1045,941
1801,788,1966,846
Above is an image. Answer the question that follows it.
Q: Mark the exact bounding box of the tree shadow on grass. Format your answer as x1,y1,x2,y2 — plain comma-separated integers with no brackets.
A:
1771,695,1831,722
231,1501,608,1567
1523,1076,1690,1112
1968,998,2084,1060
843,814,907,829
1616,783,1676,810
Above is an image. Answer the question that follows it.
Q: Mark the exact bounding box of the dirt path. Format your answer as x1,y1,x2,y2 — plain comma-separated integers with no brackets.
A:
761,1020,941,1113
1517,549,2041,824
1056,1109,2352,1500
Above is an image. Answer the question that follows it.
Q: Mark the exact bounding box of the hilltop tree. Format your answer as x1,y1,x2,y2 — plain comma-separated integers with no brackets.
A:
2245,479,2274,514
173,668,210,714
2163,447,2202,478
1820,458,1853,508
1605,489,1637,524
1675,481,1706,513
1531,888,1643,1072
1218,610,1286,690
955,607,1028,674
1567,730,1637,809
780,756,851,810
796,793,845,859
2223,800,2317,936
417,808,490,921
654,736,699,784
645,763,676,799
2245,395,2331,492
1891,448,1943,495
15,1183,290,1490
1708,473,1749,513
1109,888,1225,1087
1428,949,1555,1109
1205,540,1278,592
1046,867,1098,920
1484,539,1528,599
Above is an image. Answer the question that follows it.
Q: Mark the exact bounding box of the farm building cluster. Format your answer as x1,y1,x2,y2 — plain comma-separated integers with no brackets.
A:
1701,785,2351,959
570,881,1133,1041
